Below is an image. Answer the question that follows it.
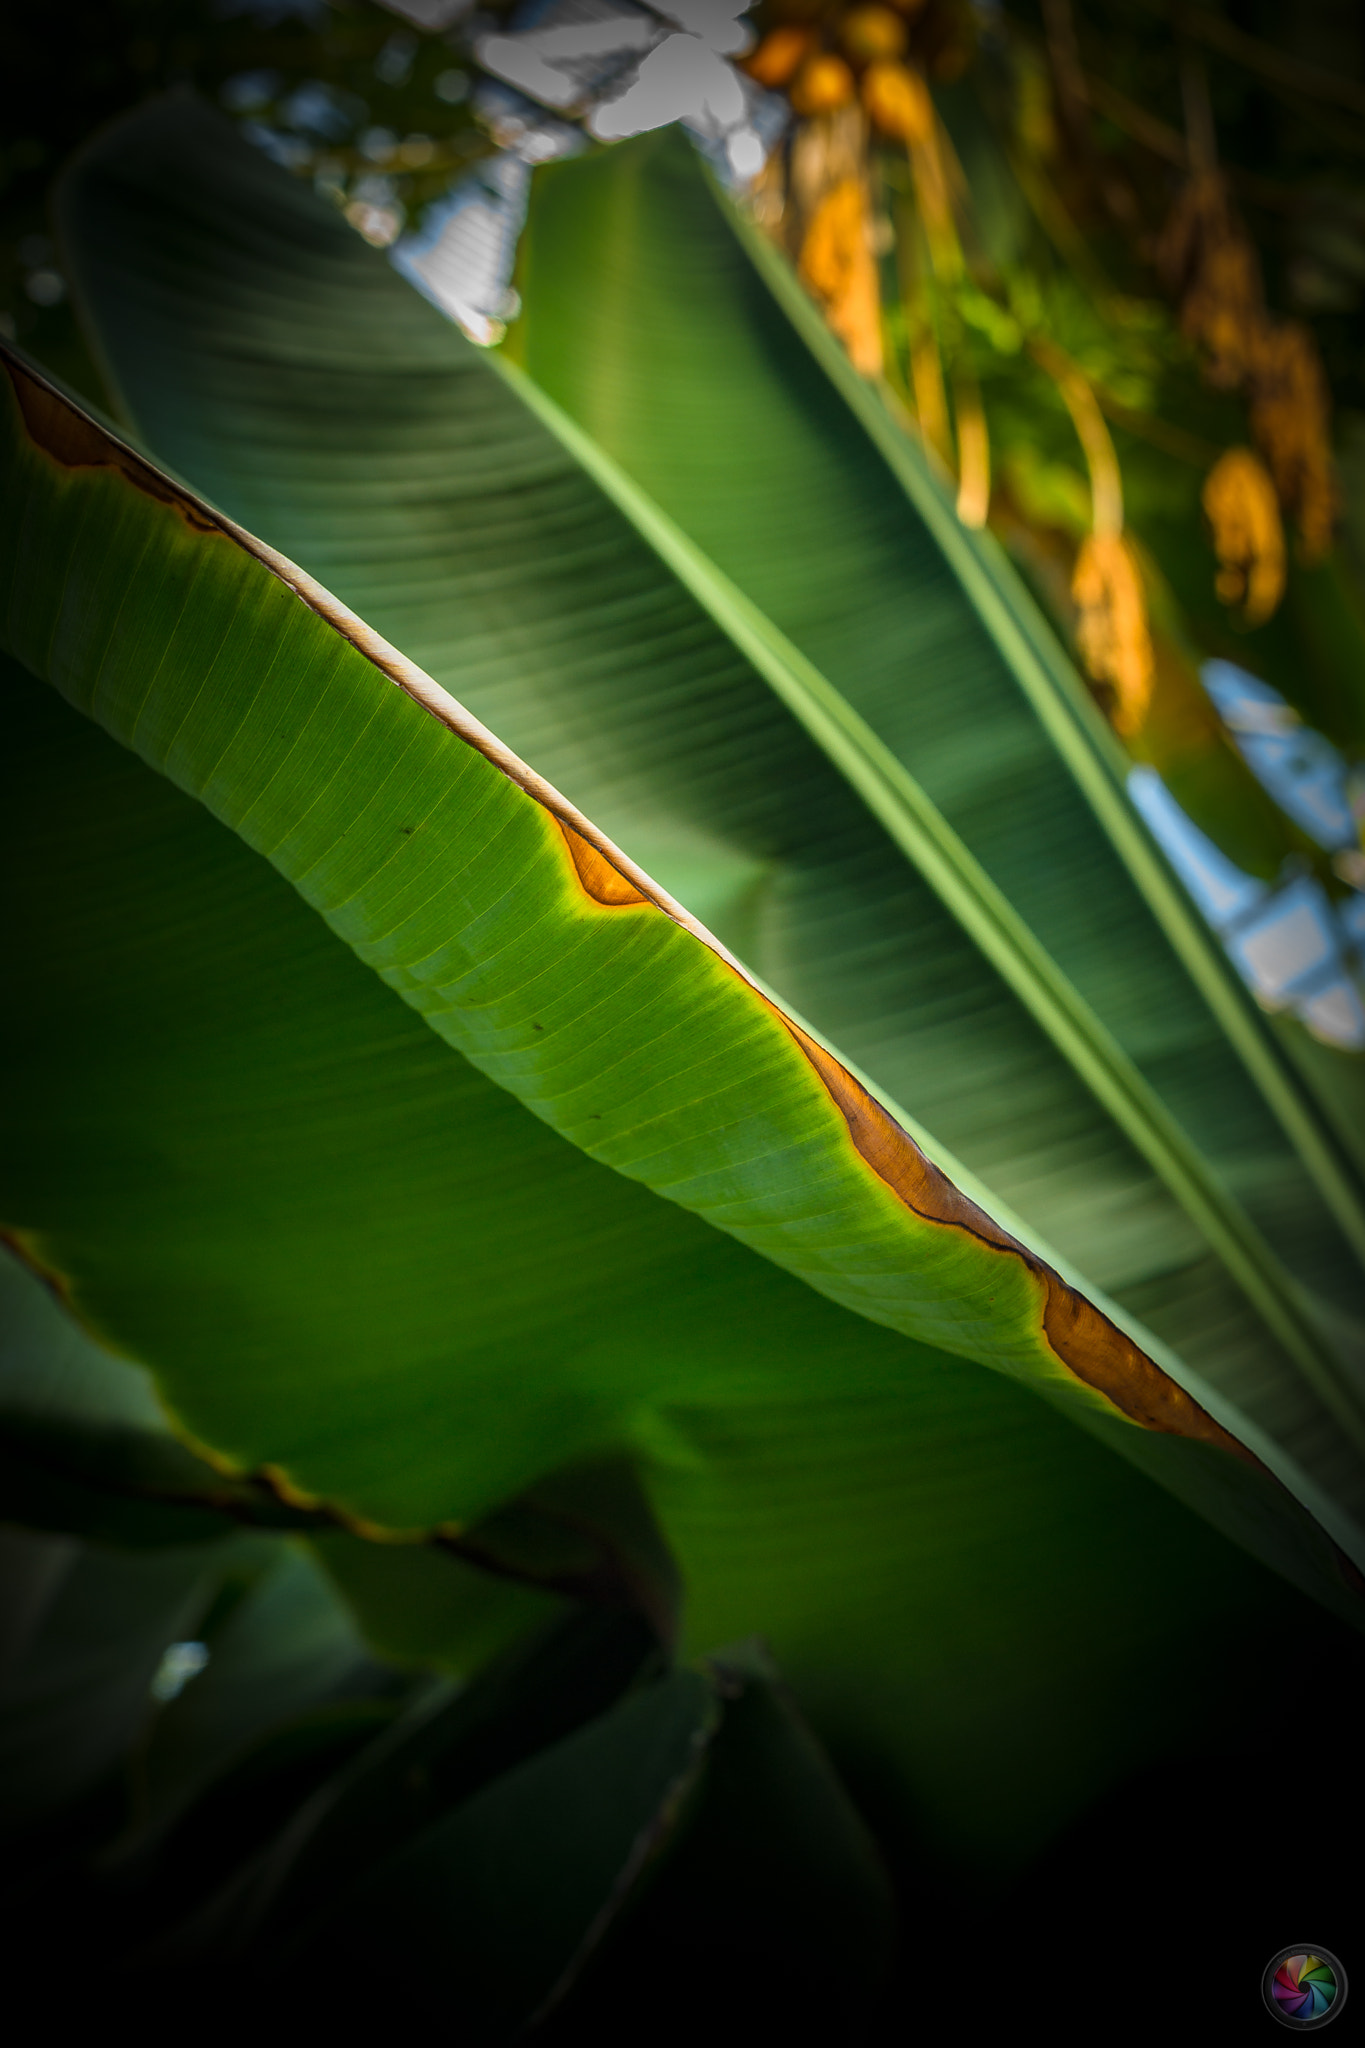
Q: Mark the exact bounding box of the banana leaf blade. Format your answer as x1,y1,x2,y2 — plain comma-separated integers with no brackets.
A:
1,345,1360,1875
53,100,1365,1534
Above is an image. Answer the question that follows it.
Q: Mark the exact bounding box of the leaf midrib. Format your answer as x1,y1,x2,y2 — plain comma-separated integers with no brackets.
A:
721,191,1365,1279
491,347,1365,1457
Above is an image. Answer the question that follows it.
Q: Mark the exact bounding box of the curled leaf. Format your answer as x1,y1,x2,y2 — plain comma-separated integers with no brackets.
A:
1202,447,1286,626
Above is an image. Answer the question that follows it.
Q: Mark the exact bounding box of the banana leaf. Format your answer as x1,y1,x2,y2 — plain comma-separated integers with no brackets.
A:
511,123,1365,1370
0,1236,676,1643
1,100,1362,1873
51,100,1365,1515
0,1246,323,1546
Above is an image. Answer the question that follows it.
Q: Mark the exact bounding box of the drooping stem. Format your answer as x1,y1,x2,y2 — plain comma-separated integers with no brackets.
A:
895,194,954,471
952,372,990,528
1033,338,1123,536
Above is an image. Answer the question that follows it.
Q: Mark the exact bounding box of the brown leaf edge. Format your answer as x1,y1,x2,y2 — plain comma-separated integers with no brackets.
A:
11,343,1362,1619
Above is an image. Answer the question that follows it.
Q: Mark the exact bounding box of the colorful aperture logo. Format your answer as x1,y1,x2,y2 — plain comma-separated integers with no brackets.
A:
1263,1948,1347,2030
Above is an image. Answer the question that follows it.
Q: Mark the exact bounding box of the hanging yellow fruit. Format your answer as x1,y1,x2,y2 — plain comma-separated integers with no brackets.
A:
1156,176,1338,562
742,25,815,90
953,376,990,529
840,6,909,63
1182,236,1265,393
861,58,934,146
790,53,858,116
1071,533,1155,736
798,176,884,377
1201,447,1286,625
789,102,865,219
1247,321,1337,563
1156,175,1264,392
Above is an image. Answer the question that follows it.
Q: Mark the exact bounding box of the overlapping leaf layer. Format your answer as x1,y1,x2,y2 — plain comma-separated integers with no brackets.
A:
1,100,1363,1876
59,105,1365,1506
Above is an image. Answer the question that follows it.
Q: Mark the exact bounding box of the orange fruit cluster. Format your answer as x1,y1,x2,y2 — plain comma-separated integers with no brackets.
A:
743,2,938,140
1201,448,1286,626
1160,172,1336,567
1071,533,1155,736
797,175,884,375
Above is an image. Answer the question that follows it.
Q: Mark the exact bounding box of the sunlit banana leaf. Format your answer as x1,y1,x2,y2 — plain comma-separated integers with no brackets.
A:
0,105,1359,1870
513,121,1365,1391
54,102,1365,1529
0,339,1356,1876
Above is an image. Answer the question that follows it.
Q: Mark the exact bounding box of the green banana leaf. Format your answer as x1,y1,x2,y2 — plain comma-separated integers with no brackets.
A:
51,101,1365,1515
121,1606,677,2004
0,1247,323,1546
511,122,1365,1340
625,1637,896,2003
0,349,1344,1877
2,98,1362,1874
123,1691,402,1934
2,1546,725,2037
0,1512,405,1857
0,1236,675,1644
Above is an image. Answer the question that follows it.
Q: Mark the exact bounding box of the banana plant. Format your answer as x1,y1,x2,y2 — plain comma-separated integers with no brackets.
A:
2,92,1364,2022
